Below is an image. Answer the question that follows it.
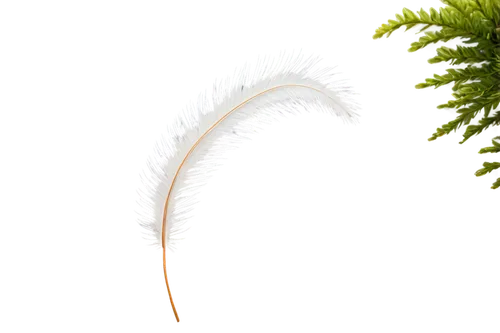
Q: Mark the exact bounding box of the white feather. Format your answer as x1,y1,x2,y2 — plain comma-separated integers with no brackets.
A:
137,52,359,250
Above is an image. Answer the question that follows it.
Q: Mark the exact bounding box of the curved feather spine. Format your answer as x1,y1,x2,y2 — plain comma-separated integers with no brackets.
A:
136,50,361,324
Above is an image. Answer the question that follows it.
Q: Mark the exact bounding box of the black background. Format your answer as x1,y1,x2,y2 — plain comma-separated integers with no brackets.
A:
96,1,495,329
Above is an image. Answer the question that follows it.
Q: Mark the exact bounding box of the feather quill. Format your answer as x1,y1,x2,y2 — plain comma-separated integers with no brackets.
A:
137,52,359,322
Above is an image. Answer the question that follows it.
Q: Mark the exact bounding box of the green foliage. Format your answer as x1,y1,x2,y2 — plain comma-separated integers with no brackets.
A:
479,136,500,153
479,136,500,188
414,63,494,89
428,45,494,64
374,0,500,189
460,110,500,142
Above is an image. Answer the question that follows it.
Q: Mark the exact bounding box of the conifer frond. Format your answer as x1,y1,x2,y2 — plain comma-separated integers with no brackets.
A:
415,64,494,89
436,92,480,111
472,135,500,192
451,73,499,92
373,8,455,39
478,136,500,153
373,6,494,45
429,98,500,141
491,177,500,189
476,94,500,117
375,0,500,189
428,45,494,64
425,107,481,143
460,108,500,142
407,28,464,55
475,161,500,176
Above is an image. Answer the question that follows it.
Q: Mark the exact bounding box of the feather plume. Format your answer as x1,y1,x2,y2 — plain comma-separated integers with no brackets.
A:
136,52,359,322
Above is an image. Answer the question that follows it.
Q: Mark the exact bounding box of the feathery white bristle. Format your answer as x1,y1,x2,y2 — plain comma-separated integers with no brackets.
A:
137,52,359,250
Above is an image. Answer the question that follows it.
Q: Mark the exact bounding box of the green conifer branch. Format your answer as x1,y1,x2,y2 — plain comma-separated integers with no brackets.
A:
478,136,500,153
491,177,500,189
475,137,500,190
452,73,499,93
375,0,500,189
475,161,500,176
415,64,495,89
438,95,475,109
427,107,478,141
428,45,494,64
460,108,500,142
373,6,495,45
408,29,470,52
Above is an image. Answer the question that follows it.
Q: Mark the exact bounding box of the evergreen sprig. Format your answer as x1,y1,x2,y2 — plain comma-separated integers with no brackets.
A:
472,135,500,192
374,0,500,189
479,136,500,153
